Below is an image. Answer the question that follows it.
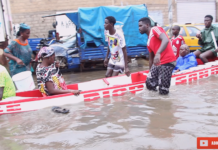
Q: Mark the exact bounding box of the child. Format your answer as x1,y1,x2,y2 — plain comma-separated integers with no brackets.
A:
171,25,185,58
104,16,130,77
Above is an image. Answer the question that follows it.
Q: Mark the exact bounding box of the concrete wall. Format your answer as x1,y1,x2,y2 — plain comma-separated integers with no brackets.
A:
217,1,218,22
9,0,175,38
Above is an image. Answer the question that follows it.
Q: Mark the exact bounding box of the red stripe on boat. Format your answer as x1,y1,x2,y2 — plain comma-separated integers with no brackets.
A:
188,73,198,82
6,104,20,108
7,108,21,112
103,91,110,98
112,88,127,96
0,82,144,106
84,93,100,101
129,85,144,94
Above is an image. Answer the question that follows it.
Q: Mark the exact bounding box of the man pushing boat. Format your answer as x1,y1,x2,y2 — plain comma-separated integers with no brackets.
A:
104,16,130,77
138,17,176,95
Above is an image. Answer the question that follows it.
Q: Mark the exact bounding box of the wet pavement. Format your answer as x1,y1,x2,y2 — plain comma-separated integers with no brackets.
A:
1,59,218,150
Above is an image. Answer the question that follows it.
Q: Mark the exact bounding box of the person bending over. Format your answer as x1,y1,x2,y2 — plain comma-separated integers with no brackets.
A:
139,17,176,95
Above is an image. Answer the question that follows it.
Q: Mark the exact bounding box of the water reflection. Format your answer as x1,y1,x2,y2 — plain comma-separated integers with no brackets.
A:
147,99,177,138
1,61,218,149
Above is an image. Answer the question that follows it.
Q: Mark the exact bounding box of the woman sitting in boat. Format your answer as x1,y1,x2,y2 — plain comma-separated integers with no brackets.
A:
36,47,80,96
174,44,198,73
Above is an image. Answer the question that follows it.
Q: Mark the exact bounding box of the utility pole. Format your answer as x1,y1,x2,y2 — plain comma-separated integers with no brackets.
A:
0,0,6,42
168,0,173,38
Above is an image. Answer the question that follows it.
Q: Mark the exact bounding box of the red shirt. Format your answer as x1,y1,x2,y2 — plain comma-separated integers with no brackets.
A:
147,26,176,65
171,35,185,58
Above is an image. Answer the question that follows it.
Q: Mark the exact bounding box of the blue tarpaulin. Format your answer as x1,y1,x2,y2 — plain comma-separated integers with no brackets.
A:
66,13,79,27
66,4,148,48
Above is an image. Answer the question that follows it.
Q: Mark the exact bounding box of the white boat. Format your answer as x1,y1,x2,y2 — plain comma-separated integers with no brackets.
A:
1,58,218,115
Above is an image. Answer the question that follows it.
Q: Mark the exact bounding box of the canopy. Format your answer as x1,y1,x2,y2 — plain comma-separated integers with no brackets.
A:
66,13,79,27
66,4,149,48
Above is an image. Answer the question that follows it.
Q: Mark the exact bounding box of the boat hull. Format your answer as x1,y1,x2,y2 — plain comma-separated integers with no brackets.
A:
1,61,218,115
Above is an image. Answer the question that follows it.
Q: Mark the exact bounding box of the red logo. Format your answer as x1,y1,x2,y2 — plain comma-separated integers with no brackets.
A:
84,93,100,101
197,137,218,149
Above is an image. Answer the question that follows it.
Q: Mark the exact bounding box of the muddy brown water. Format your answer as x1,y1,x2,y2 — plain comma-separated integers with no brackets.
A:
1,59,218,150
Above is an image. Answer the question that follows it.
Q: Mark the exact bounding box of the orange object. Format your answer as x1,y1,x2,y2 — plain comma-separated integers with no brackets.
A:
14,39,28,46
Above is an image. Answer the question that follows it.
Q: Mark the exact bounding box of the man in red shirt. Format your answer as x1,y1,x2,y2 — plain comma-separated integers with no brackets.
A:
138,17,176,95
171,25,185,58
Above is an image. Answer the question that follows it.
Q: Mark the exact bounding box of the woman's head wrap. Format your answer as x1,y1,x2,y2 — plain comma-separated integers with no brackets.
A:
19,23,30,29
38,47,55,59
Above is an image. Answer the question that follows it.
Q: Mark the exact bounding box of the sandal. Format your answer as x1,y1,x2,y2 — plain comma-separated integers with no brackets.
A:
52,106,69,114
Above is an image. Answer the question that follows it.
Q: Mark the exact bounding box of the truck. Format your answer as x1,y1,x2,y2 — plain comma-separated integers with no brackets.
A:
38,4,155,71
0,0,13,44
0,0,13,66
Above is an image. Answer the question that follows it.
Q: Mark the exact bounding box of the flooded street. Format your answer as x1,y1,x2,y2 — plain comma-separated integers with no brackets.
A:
1,59,218,150
62,58,149,85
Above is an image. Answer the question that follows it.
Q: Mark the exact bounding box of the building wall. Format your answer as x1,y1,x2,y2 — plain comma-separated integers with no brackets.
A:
116,0,176,25
217,1,218,22
9,0,176,38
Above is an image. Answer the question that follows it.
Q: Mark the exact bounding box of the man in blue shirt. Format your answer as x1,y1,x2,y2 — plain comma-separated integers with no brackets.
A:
174,44,198,73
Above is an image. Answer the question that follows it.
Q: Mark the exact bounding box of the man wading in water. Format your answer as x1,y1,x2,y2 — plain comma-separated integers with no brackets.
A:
138,17,176,95
104,16,130,77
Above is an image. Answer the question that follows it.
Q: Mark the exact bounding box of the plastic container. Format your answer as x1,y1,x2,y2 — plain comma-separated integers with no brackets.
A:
12,71,35,92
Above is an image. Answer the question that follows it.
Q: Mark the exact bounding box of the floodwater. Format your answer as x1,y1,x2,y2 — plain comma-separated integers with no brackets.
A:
1,59,218,150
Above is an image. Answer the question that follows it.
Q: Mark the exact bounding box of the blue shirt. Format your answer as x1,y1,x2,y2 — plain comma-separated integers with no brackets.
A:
4,39,32,76
174,53,198,72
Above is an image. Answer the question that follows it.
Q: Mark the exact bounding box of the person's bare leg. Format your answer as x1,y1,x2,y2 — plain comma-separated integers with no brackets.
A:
112,71,119,77
199,50,215,63
105,69,113,78
193,50,201,58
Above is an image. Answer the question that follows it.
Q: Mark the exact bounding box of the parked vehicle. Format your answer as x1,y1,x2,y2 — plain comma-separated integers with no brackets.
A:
163,24,202,51
0,0,13,43
30,36,80,71
49,36,80,70
193,23,204,30
193,23,218,30
41,4,154,71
